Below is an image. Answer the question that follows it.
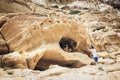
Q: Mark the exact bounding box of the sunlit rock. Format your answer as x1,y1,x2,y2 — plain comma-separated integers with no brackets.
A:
80,13,120,52
2,52,28,69
0,14,91,70
97,52,109,58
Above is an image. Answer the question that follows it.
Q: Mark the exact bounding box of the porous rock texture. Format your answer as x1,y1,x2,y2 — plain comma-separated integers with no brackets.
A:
0,0,54,14
0,0,32,13
0,14,91,70
0,0,119,13
0,0,120,80
80,13,120,52
31,0,119,12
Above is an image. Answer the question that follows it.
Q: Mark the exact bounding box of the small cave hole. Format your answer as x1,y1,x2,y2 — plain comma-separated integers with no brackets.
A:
59,37,77,52
0,20,7,28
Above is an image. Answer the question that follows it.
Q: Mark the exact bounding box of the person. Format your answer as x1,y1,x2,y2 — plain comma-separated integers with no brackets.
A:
63,44,72,52
63,44,69,52
88,45,98,63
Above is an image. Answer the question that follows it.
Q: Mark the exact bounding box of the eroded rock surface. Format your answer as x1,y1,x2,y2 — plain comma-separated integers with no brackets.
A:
0,0,54,14
80,13,120,52
0,61,120,80
0,0,119,13
0,0,120,80
0,14,91,70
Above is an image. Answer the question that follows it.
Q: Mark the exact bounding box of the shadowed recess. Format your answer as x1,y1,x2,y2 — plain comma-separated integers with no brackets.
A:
59,37,77,52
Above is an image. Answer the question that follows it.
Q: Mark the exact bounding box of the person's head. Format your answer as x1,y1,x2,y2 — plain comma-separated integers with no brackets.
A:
65,44,68,47
90,45,94,49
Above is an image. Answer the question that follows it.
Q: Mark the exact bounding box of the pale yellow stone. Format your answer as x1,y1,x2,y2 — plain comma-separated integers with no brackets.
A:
98,58,115,64
97,52,109,58
0,15,91,69
2,52,28,69
116,55,120,62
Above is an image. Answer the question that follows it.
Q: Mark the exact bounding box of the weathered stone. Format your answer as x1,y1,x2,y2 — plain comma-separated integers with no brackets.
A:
98,58,115,64
80,13,120,52
35,52,92,70
0,0,118,14
112,51,120,56
0,55,2,67
116,55,120,62
102,0,120,9
108,72,117,80
111,71,120,80
0,0,32,13
109,54,116,59
2,52,28,69
0,16,7,28
48,73,93,80
0,63,120,80
97,52,109,58
109,51,120,59
0,68,8,77
103,63,120,72
79,65,99,75
0,0,54,14
0,34,8,55
94,72,108,80
0,14,91,70
0,1,119,80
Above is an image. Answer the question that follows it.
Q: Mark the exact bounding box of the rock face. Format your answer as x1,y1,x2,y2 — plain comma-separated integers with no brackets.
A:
0,14,91,70
0,0,120,80
0,0,53,14
80,13,120,52
0,0,118,13
0,34,8,55
100,0,120,9
31,0,119,12
0,0,32,13
31,0,75,7
1,52,28,69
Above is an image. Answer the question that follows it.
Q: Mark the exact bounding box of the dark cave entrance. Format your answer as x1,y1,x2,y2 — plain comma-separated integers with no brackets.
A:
59,37,77,52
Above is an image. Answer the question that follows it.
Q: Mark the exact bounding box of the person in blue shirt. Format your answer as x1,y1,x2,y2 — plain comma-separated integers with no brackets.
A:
88,45,98,63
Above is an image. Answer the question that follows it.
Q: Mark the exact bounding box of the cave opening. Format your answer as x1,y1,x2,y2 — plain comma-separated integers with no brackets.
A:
59,37,77,52
0,20,7,28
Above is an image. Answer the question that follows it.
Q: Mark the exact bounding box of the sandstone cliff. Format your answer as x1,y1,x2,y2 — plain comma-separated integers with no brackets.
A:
0,14,91,70
0,0,119,13
0,0,120,80
80,13,120,52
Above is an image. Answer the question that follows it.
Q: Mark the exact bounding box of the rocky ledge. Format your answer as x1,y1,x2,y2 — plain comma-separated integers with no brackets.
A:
0,0,120,80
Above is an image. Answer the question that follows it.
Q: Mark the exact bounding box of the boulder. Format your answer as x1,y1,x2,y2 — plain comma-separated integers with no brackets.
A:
2,52,28,69
0,14,91,70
